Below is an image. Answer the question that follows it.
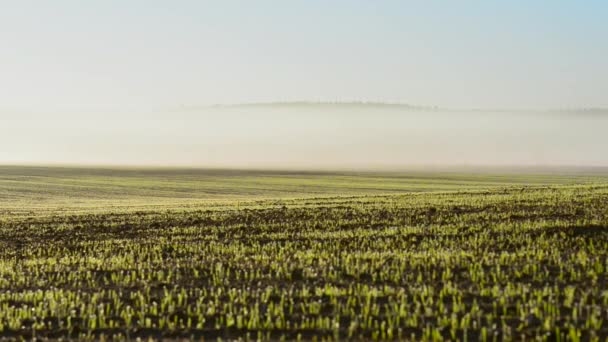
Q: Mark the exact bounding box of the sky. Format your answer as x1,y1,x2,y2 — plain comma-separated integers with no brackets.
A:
1,0,607,111
1,1,607,167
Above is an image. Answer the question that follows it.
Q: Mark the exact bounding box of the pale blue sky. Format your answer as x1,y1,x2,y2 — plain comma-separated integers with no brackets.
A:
1,0,607,112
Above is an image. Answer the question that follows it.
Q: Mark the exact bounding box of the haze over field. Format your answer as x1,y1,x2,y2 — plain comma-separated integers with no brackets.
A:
2,104,608,168
1,1,607,168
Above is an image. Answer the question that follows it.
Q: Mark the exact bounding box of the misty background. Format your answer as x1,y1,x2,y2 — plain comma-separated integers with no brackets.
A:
1,1,607,167
2,104,607,168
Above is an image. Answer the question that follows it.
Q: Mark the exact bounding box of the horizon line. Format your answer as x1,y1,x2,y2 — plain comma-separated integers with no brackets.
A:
3,162,608,173
2,101,608,114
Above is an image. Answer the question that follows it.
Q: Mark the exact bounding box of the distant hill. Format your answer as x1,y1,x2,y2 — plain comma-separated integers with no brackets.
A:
177,102,608,114
561,108,608,115
196,101,440,111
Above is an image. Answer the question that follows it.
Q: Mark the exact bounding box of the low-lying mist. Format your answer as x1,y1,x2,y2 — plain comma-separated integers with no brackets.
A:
2,104,607,168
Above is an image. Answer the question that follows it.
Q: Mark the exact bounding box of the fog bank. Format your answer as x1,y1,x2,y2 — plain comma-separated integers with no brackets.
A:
2,104,606,168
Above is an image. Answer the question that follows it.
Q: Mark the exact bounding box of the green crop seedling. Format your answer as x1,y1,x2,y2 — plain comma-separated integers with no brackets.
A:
0,166,607,340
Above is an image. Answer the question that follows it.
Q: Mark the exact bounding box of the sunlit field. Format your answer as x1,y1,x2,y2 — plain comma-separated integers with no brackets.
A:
1,166,607,340
3,0,607,340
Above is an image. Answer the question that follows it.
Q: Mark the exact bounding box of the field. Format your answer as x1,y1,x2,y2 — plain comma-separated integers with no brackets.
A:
1,166,608,340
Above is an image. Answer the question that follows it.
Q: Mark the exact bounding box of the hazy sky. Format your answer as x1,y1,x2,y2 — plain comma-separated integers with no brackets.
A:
1,1,607,167
1,0,607,111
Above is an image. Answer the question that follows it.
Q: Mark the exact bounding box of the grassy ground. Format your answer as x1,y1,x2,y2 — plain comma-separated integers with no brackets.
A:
0,166,607,340
1,165,607,211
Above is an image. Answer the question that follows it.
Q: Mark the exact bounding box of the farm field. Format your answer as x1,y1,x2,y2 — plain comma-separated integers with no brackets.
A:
0,166,608,340
2,165,607,211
